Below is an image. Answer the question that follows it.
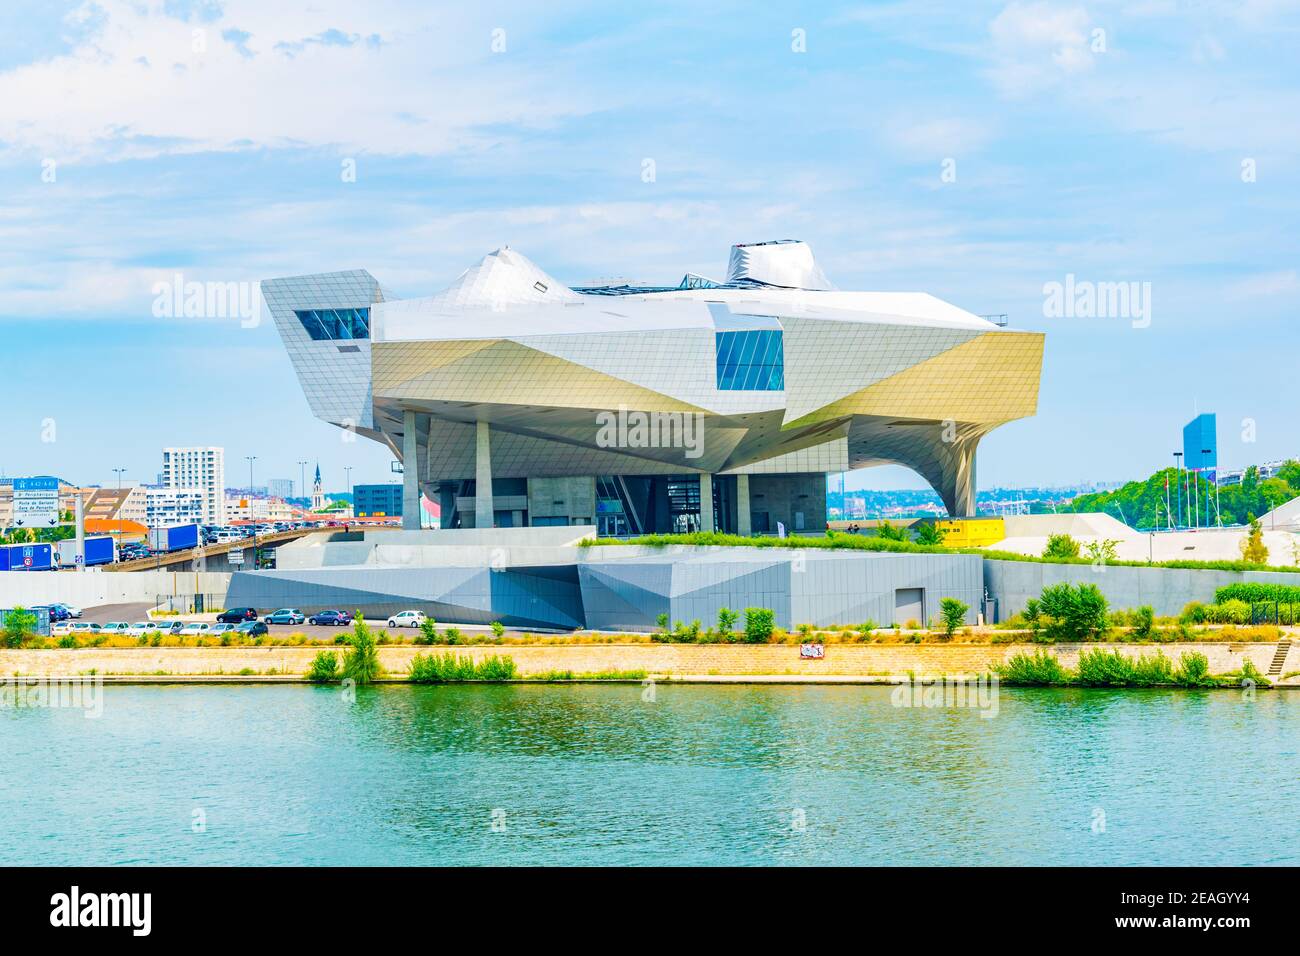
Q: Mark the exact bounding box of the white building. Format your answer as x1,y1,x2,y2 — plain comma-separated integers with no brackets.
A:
145,486,206,527
161,447,225,525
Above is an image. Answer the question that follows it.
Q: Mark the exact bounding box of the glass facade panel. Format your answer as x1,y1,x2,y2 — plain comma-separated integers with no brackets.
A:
715,329,784,390
293,307,371,341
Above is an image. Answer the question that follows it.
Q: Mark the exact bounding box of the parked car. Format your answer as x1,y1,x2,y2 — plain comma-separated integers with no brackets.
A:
216,607,259,624
386,610,427,628
236,621,269,637
35,604,70,623
68,622,102,633
101,622,132,634
266,608,306,625
51,602,83,619
211,623,238,634
126,622,157,636
180,622,212,634
308,610,352,626
50,621,73,635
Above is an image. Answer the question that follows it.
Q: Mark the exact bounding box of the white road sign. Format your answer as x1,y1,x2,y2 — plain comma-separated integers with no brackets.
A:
13,477,59,528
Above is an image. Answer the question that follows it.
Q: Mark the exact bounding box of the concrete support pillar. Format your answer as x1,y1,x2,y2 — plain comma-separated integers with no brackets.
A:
699,473,714,532
475,421,494,529
951,445,977,518
402,409,421,530
736,473,751,536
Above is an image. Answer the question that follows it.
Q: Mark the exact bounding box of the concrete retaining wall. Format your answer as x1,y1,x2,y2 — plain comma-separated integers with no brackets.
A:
985,559,1300,618
0,571,231,610
0,641,1285,679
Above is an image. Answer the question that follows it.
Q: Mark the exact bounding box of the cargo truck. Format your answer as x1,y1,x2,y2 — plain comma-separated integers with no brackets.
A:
0,543,55,571
56,536,116,568
148,523,200,553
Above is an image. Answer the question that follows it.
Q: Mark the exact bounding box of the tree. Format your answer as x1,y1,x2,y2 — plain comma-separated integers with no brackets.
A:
939,598,968,640
1043,533,1081,559
1240,518,1269,564
2,607,36,648
342,613,383,683
1083,538,1120,563
915,522,947,547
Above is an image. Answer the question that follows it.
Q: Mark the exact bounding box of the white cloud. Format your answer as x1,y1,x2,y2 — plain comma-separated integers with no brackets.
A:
986,1,1097,97
1227,269,1299,298
0,0,603,162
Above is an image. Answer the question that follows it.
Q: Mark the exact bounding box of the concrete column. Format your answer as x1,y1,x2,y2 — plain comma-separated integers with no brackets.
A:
401,409,420,530
736,473,751,536
699,473,714,532
475,421,494,529
73,494,86,571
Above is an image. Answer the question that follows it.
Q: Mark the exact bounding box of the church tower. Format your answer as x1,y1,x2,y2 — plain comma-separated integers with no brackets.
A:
311,463,324,511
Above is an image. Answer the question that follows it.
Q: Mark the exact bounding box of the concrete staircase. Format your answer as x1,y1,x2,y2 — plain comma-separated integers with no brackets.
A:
1267,640,1292,678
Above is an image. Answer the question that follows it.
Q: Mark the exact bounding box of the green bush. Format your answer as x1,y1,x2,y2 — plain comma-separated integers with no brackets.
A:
2,607,37,648
939,597,968,640
1038,582,1109,642
57,634,79,649
342,614,383,684
1132,605,1155,640
490,621,506,637
415,618,438,645
716,607,738,638
1075,648,1138,686
1205,599,1250,625
443,627,463,644
995,651,1069,685
408,652,518,682
306,650,340,683
744,607,776,643
1173,651,1216,688
1180,601,1208,624
1042,533,1081,559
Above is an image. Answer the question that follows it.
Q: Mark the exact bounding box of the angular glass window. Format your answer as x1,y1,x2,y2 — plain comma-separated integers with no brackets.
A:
293,307,371,341
715,329,784,390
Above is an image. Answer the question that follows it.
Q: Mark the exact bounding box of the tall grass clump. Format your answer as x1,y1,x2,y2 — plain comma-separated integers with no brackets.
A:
408,652,518,683
995,650,1070,685
342,614,383,684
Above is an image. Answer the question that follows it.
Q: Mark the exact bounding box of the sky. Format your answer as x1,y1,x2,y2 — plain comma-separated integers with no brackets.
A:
1,0,1297,497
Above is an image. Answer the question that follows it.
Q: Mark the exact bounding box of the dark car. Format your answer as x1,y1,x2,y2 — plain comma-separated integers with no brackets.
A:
308,610,352,626
236,621,269,637
216,607,259,624
40,604,71,622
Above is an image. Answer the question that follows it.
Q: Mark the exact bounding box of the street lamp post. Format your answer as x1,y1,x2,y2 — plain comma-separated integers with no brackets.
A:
298,460,308,503
344,467,353,517
112,468,126,561
246,456,257,567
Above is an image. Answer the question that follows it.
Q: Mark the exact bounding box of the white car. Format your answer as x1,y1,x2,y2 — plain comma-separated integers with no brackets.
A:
386,610,428,628
180,622,212,634
68,622,102,633
101,622,132,634
55,603,83,619
51,621,74,635
126,622,157,636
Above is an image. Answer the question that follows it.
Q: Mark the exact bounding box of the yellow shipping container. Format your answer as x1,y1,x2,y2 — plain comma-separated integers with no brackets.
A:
931,518,1005,547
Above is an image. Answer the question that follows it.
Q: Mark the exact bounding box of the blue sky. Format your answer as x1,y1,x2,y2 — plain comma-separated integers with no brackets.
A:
1,0,1297,496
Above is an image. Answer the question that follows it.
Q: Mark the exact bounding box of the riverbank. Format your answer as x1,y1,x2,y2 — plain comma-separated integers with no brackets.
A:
2,641,1295,685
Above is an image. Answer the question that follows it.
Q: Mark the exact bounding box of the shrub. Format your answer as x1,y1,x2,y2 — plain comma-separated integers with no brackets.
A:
1215,582,1300,604
1039,582,1109,642
1205,599,1250,625
306,650,339,683
57,634,79,649
857,620,878,640
744,607,775,643
875,521,908,542
2,607,37,648
1075,648,1137,686
342,614,383,684
1172,651,1216,688
655,613,670,633
1132,606,1155,640
1043,533,1081,559
995,651,1069,685
443,627,462,644
939,597,968,640
408,652,517,682
1181,601,1208,624
716,607,738,638
415,618,438,645
1240,518,1269,565
1128,652,1175,686
914,523,946,546
490,621,506,637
